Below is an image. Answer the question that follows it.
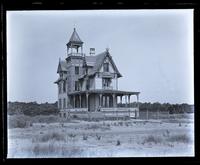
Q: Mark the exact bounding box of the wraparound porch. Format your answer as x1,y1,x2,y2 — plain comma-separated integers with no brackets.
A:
67,89,140,112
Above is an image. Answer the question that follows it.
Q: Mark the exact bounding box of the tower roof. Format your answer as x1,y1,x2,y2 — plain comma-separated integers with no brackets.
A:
67,28,83,46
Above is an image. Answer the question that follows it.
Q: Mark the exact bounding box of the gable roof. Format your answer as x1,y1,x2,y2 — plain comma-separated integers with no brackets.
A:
57,60,67,73
85,51,122,78
67,28,83,46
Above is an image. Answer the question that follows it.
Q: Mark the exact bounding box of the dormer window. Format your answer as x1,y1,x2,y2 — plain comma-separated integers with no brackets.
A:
103,62,109,72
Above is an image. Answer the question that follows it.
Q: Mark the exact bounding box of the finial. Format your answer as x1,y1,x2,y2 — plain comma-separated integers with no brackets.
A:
106,47,109,52
59,57,61,62
73,21,76,31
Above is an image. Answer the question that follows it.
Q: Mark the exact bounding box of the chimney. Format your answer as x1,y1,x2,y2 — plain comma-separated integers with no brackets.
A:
90,48,95,56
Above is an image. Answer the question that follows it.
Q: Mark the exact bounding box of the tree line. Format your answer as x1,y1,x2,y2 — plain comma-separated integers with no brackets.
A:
119,102,194,114
7,101,194,116
7,101,59,116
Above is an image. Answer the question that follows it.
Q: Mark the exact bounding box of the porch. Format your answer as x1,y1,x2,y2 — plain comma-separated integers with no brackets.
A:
60,89,140,118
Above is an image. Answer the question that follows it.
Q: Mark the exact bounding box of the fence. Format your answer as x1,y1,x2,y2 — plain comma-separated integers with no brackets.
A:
139,109,193,120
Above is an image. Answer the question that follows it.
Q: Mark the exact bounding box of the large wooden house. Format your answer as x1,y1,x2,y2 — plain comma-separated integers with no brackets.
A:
55,28,140,118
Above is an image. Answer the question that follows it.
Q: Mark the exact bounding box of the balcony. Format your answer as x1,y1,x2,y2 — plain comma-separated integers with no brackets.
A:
101,72,114,78
68,53,85,56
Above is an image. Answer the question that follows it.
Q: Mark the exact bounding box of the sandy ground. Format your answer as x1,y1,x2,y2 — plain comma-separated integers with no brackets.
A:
7,118,194,158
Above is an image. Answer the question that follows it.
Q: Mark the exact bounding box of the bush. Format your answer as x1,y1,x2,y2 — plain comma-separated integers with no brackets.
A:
96,134,101,140
167,134,191,143
82,134,88,140
116,140,121,146
8,115,31,128
143,135,162,144
34,132,66,143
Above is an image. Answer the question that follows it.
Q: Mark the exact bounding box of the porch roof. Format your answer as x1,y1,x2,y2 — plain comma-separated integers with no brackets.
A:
68,89,140,96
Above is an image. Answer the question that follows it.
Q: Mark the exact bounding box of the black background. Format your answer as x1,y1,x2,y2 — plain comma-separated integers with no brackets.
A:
1,0,200,163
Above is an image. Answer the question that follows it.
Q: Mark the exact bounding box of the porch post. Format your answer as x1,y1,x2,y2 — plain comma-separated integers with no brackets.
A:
137,94,139,109
79,94,81,108
128,95,130,107
99,94,102,107
86,93,89,110
113,94,116,108
120,95,122,107
73,95,75,108
125,95,127,107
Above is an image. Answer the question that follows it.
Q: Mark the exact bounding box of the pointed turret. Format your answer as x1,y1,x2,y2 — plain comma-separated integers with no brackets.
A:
66,28,84,57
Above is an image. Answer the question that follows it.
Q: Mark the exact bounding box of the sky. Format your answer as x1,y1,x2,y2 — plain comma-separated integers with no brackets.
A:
7,10,194,104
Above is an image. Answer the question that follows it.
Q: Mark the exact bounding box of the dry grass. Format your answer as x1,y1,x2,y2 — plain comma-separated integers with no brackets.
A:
32,142,83,157
33,132,66,143
167,134,191,143
143,135,162,144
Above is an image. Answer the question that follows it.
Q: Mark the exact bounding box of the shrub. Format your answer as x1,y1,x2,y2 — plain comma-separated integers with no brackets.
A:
35,132,66,142
68,133,76,138
167,134,191,143
82,134,88,140
8,115,31,128
96,134,101,140
143,135,162,144
116,140,121,146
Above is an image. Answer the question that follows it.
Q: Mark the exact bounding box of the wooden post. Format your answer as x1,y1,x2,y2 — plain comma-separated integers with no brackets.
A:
128,95,130,108
113,94,116,108
120,95,122,107
79,95,81,108
86,93,88,111
99,94,102,107
125,95,127,107
73,95,75,108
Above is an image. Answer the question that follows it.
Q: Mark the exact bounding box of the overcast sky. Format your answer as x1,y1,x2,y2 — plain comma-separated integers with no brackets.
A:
7,10,194,104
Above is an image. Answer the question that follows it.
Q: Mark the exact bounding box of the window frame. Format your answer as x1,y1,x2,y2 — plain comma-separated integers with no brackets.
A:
103,62,109,72
75,81,79,91
75,66,79,75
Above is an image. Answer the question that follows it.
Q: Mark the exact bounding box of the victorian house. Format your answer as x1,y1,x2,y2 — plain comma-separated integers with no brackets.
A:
55,28,140,118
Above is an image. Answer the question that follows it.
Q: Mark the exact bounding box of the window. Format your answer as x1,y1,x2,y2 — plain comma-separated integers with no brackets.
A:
86,79,90,90
102,78,111,87
75,81,79,91
103,63,109,72
63,98,66,109
63,81,66,93
75,66,79,75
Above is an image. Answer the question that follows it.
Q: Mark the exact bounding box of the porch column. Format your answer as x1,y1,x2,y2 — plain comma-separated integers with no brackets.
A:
128,95,130,107
113,94,116,108
81,46,83,54
125,95,127,107
105,96,107,107
86,93,89,110
137,94,139,109
79,94,81,108
99,94,102,107
73,95,75,108
120,95,122,107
